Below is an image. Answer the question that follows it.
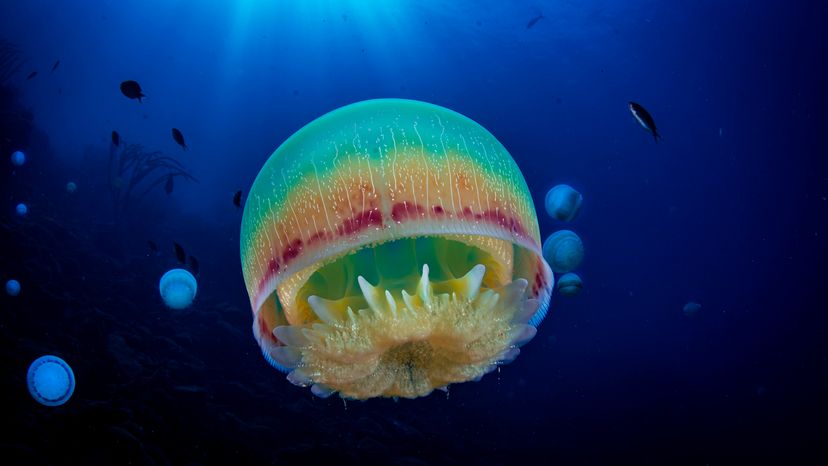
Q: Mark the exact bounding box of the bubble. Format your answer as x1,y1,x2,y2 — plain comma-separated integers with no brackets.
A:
545,184,583,221
542,230,584,274
5,279,21,296
683,301,701,317
27,355,76,406
10,150,25,167
556,272,583,296
159,268,198,309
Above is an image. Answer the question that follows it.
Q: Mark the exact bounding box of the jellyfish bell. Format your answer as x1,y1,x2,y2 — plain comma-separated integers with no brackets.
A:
240,99,554,400
66,181,77,193
556,272,583,296
15,203,28,217
6,279,21,296
545,184,583,221
683,301,701,317
159,268,197,309
27,355,75,406
542,230,584,274
10,150,25,167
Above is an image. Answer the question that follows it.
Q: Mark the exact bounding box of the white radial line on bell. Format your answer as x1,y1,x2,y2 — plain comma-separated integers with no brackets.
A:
273,224,286,252
413,121,429,214
374,144,392,226
462,134,483,214
366,154,376,201
337,155,354,218
479,143,492,213
310,215,318,242
352,129,365,221
254,195,267,267
283,169,305,243
312,158,334,234
390,127,399,194
259,199,274,256
436,114,455,215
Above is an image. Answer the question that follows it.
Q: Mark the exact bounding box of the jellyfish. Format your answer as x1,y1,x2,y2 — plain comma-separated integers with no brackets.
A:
6,279,21,296
556,272,583,296
683,301,701,317
27,355,75,406
240,99,554,400
542,230,584,274
15,203,28,217
544,184,583,221
10,150,25,167
159,268,197,309
66,181,77,193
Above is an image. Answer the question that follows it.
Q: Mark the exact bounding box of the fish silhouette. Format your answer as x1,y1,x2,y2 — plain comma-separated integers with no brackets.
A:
173,242,186,264
171,128,187,150
628,101,661,143
120,80,145,102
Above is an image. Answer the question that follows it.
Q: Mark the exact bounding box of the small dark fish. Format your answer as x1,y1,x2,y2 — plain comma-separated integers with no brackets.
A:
147,240,158,253
51,60,60,73
171,128,187,150
165,175,174,195
188,256,200,275
233,190,242,208
120,80,145,102
111,130,120,147
173,242,186,264
26,71,38,80
628,101,661,143
526,13,544,29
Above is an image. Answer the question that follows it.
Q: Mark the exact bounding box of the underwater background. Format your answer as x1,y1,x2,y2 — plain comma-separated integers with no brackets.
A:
1,0,826,464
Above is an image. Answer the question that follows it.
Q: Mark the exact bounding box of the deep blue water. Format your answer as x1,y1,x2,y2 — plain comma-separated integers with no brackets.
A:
1,1,826,464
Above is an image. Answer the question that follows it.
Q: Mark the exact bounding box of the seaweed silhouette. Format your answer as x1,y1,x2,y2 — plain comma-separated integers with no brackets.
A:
108,142,197,216
0,38,24,84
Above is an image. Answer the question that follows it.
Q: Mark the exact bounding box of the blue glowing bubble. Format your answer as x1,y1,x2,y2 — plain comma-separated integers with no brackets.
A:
683,301,701,317
66,182,77,193
542,230,584,274
27,355,75,407
10,150,26,167
16,203,28,217
6,279,21,296
159,268,197,309
545,184,583,222
556,272,583,297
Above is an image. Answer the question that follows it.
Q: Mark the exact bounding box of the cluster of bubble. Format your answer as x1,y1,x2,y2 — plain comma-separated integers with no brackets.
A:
6,153,28,294
542,184,585,297
9,150,82,406
10,150,29,218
